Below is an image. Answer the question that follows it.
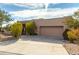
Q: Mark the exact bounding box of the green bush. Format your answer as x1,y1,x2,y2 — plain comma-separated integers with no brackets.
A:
10,22,22,39
26,21,37,35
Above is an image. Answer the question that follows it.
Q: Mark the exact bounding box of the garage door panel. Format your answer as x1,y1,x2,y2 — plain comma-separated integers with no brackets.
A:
40,26,64,37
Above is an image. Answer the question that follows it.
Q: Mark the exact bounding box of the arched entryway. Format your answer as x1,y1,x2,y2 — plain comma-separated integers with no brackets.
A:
22,24,26,35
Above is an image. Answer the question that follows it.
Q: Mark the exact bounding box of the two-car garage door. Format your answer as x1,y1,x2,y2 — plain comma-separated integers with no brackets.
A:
40,26,64,37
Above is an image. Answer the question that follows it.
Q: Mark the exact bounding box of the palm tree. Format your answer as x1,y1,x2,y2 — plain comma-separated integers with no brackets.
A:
0,9,12,31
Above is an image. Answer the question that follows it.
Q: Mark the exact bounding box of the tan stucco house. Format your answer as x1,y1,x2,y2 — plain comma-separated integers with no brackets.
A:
19,16,71,37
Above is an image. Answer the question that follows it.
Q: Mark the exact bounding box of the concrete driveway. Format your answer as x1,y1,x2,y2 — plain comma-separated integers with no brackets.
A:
0,35,68,55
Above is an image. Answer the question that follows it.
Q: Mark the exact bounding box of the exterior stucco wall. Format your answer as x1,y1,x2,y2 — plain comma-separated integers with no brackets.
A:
34,17,66,35
20,16,71,36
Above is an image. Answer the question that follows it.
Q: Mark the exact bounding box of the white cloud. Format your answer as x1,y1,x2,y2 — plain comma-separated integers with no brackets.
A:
14,3,45,9
10,7,79,21
2,5,79,27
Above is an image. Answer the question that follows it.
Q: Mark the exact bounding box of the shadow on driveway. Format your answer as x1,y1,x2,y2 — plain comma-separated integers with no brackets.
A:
0,37,18,46
21,35,67,44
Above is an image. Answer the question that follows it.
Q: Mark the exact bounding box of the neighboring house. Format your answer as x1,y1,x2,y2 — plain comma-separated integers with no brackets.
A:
19,16,71,37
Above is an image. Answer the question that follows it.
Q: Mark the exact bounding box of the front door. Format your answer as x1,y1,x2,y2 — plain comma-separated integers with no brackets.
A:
22,24,26,35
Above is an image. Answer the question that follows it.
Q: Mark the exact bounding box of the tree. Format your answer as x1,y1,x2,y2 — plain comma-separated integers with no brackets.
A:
65,18,79,29
73,10,79,19
0,9,12,31
26,21,37,35
10,22,22,39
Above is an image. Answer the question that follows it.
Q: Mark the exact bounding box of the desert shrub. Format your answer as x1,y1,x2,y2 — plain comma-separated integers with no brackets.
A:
67,29,77,43
10,22,22,39
64,11,79,43
74,28,79,40
26,21,37,35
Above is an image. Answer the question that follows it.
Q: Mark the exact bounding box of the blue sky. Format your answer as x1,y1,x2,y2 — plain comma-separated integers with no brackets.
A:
0,3,79,21
48,3,79,9
0,3,45,12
